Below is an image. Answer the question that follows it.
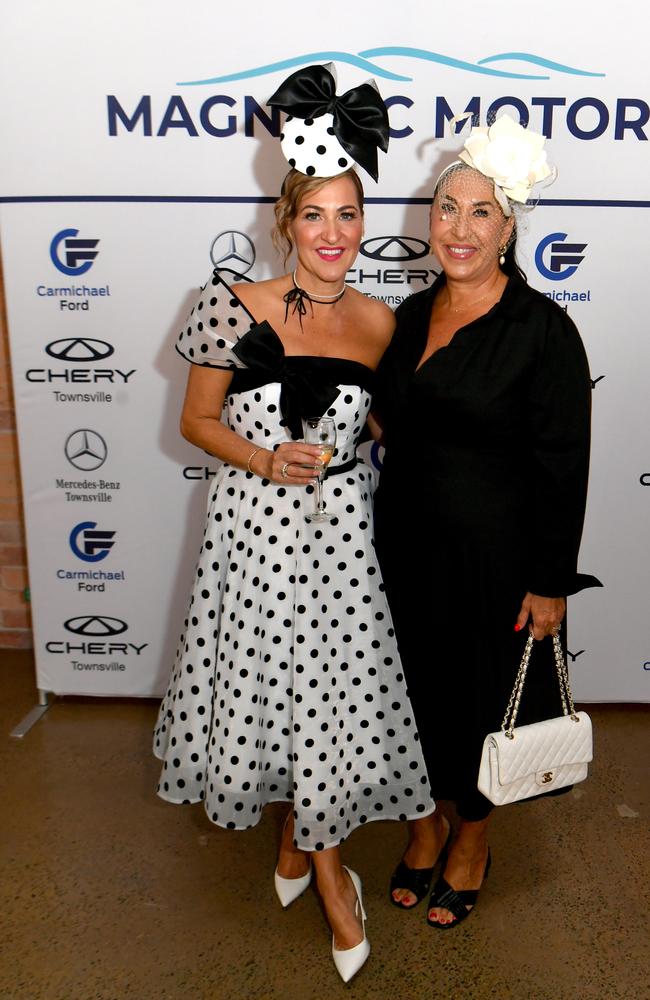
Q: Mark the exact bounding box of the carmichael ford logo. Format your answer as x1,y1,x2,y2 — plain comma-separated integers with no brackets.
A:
69,521,116,562
535,233,588,281
536,232,593,308
39,229,110,311
50,229,100,276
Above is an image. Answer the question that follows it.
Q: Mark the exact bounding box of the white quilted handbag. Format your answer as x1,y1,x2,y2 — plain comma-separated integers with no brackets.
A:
478,632,593,806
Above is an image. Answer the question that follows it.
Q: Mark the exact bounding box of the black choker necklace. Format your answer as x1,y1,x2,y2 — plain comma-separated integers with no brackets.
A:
283,270,346,323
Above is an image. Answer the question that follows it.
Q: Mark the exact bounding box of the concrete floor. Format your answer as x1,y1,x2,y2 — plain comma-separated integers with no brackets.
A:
1,650,648,1000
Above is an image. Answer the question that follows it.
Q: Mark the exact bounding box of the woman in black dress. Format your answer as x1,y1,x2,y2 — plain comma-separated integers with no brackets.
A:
373,116,600,928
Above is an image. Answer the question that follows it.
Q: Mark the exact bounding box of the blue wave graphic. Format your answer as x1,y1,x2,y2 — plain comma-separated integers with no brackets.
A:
478,52,605,77
359,47,547,79
177,48,606,87
177,52,411,86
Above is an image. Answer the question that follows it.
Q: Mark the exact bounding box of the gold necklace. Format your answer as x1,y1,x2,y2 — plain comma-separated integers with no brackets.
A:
446,290,495,313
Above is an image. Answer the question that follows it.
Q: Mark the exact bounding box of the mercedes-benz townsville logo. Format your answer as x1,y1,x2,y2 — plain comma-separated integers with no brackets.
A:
63,615,127,636
45,338,114,362
210,231,256,275
360,236,430,262
64,430,108,471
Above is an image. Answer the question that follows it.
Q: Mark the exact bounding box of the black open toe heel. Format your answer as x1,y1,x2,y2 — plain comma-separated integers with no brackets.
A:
389,824,452,910
427,848,491,929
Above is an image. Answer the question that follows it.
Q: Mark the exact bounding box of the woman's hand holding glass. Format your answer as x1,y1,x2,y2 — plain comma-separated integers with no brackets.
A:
302,417,337,522
253,442,323,485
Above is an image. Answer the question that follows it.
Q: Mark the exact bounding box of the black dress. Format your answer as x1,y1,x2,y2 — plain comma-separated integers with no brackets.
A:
373,273,601,820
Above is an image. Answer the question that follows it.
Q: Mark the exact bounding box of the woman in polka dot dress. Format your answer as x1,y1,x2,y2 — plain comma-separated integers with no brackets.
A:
153,166,434,980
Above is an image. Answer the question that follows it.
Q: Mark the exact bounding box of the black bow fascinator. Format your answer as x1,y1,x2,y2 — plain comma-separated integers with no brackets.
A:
267,63,389,182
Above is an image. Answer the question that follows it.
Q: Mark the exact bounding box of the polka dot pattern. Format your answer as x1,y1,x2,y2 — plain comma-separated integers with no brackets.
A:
279,113,352,179
176,268,257,369
155,282,434,851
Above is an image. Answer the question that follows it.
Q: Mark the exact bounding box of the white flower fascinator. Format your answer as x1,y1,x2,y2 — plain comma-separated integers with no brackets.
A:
455,114,555,215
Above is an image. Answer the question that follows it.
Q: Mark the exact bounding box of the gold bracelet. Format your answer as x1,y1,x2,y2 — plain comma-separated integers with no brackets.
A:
247,447,263,474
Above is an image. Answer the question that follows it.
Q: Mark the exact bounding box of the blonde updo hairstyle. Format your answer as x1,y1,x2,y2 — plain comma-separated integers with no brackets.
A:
272,167,364,265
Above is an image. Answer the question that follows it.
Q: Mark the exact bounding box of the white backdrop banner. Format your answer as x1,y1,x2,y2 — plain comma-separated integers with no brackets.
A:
1,1,647,700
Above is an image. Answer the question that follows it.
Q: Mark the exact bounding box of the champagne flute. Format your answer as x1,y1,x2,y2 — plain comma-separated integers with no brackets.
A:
302,416,337,522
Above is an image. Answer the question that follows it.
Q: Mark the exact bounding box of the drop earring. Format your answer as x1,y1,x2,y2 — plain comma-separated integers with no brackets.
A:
498,245,506,266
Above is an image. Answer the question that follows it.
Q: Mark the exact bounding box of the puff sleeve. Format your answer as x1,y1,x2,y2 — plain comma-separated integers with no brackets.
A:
175,268,258,369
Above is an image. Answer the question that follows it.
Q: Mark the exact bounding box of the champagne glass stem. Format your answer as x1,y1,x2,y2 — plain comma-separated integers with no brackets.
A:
315,473,325,516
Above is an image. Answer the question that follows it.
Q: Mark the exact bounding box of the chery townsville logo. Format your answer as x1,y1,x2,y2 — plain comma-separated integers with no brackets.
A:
45,615,148,655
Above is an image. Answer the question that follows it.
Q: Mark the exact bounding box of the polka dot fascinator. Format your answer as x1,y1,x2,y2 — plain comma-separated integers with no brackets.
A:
267,62,389,181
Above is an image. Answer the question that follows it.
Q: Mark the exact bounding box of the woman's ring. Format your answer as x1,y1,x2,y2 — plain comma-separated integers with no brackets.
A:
281,462,290,479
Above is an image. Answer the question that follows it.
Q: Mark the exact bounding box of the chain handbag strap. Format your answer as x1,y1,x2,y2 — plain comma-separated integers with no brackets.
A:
501,631,580,739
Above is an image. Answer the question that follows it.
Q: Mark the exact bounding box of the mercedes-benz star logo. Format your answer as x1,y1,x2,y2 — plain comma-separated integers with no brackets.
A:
45,338,114,362
64,430,108,471
360,236,430,262
210,231,256,276
64,615,127,636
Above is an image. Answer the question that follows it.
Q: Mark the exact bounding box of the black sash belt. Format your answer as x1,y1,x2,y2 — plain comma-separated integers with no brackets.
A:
326,456,360,478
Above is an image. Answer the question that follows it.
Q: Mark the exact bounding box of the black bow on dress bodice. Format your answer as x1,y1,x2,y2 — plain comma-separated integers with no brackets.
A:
232,322,341,439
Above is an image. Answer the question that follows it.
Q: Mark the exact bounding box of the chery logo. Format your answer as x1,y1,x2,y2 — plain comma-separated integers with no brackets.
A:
360,236,430,262
63,615,127,636
46,338,114,362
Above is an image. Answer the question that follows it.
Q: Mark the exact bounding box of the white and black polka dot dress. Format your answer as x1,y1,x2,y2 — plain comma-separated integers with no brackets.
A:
153,270,434,851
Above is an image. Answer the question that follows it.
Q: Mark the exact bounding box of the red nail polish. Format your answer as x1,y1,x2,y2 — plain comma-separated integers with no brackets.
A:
514,624,521,632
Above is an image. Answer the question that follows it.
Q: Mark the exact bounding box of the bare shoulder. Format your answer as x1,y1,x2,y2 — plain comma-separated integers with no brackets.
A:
347,287,395,346
227,274,288,312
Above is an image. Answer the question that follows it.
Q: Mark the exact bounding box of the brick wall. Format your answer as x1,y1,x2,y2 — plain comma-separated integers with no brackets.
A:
0,255,32,648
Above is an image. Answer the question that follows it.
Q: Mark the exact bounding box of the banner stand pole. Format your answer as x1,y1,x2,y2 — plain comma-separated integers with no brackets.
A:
10,692,51,739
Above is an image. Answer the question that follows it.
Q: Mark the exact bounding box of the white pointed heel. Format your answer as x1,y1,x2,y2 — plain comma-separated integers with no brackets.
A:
274,865,312,908
331,866,370,983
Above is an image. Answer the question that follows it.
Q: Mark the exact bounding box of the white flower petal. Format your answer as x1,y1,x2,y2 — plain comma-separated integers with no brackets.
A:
458,113,554,204
502,180,531,203
488,115,522,140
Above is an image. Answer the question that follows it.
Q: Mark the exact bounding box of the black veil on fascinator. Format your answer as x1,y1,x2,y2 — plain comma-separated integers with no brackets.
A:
267,62,389,182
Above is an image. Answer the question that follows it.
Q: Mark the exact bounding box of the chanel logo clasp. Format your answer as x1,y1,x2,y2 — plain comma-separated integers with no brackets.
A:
541,771,554,784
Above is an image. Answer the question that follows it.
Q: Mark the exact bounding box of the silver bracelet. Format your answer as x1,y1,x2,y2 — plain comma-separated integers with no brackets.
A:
247,447,263,474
